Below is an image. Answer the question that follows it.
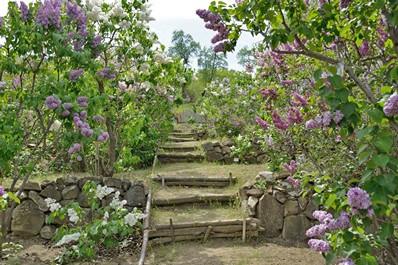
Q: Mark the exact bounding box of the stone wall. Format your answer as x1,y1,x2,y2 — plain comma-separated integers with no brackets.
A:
201,140,267,164
240,171,318,242
6,176,147,239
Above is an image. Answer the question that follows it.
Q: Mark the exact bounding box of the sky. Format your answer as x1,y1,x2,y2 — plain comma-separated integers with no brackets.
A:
0,0,261,70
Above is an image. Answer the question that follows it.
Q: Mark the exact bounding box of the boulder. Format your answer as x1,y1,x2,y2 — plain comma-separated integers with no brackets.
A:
124,185,146,207
202,142,214,151
28,191,49,212
298,196,309,210
104,177,122,190
65,175,78,185
62,185,79,200
11,200,44,236
40,185,62,202
77,192,90,208
284,200,300,216
122,179,132,191
257,194,284,237
206,151,224,162
221,146,231,154
40,225,56,240
246,189,264,198
282,215,312,241
213,146,222,153
23,182,41,192
273,190,287,204
247,196,258,212
303,200,318,220
255,171,274,183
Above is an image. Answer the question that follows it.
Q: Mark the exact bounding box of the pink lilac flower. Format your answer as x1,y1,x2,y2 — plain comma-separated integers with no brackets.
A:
377,20,389,46
339,258,355,265
340,0,352,9
93,115,105,122
74,41,84,51
272,111,289,131
0,17,3,28
347,187,371,211
308,239,330,252
20,1,29,21
306,224,328,237
322,111,332,127
334,110,344,124
291,92,308,107
97,132,109,142
64,102,73,109
12,76,21,87
255,116,270,130
45,96,62,109
68,143,81,154
197,9,230,53
287,108,303,124
284,160,296,173
281,80,294,85
305,119,317,129
328,212,351,231
0,185,4,197
69,69,84,82
358,40,369,57
213,41,229,53
259,89,278,101
264,135,274,147
383,94,398,117
80,111,87,120
76,156,82,161
245,64,254,73
287,176,301,188
36,0,62,29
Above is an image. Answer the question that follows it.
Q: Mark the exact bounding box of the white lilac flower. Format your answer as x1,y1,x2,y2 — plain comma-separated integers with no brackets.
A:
45,198,61,212
110,191,127,210
56,232,81,246
68,208,79,224
95,184,114,200
124,210,146,227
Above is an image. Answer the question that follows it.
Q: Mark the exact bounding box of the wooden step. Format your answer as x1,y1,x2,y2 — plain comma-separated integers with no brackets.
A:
171,132,196,138
159,145,197,153
152,193,237,206
152,175,236,187
168,136,196,142
157,152,204,163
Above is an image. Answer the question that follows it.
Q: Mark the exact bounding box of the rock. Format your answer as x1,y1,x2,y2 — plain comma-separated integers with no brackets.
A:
19,191,28,201
206,151,224,162
256,154,268,163
213,141,222,147
248,196,258,210
223,140,234,147
282,215,312,241
12,200,44,236
244,156,257,164
41,180,55,188
0,208,13,232
284,200,300,216
124,185,146,207
213,146,222,153
298,196,309,210
221,146,231,154
303,200,318,220
223,156,234,164
40,225,56,240
77,192,89,208
62,185,79,200
122,179,132,191
28,191,49,212
104,177,122,190
288,189,300,198
65,175,78,185
59,199,73,207
202,142,214,151
255,171,274,183
246,189,264,198
78,176,102,189
257,194,284,237
273,190,287,204
40,185,62,202
23,182,41,192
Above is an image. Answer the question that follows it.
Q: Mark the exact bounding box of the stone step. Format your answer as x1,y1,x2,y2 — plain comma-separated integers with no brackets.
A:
171,132,196,138
152,175,237,187
152,193,237,206
168,136,196,142
157,152,204,163
159,141,201,153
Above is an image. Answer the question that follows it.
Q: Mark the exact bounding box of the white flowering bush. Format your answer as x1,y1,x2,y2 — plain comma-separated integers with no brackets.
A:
47,181,146,264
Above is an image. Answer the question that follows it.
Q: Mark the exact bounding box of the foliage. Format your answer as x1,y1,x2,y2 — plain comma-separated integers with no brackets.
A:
46,181,146,264
168,29,200,68
236,45,256,68
199,0,398,264
197,46,228,83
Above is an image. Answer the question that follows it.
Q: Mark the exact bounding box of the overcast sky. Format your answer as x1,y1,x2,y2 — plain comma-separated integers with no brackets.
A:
0,0,261,70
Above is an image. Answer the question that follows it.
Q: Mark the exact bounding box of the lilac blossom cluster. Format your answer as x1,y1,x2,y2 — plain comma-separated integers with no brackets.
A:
339,0,352,9
73,112,93,137
93,115,105,122
272,111,289,131
377,20,389,46
358,40,369,57
66,2,88,38
268,51,286,68
259,89,278,101
77,96,88,108
68,143,81,154
98,68,117,80
291,92,308,107
255,116,270,130
308,239,331,252
196,9,229,53
383,94,398,117
283,160,296,173
97,131,109,142
287,108,303,124
45,96,62,109
339,258,355,265
287,176,301,187
347,187,373,216
20,1,29,21
36,0,62,29
92,35,103,48
69,68,84,82
281,80,294,85
305,110,344,129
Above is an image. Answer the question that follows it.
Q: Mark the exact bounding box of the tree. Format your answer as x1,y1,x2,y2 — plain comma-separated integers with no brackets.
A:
237,45,256,68
168,30,200,68
197,46,228,83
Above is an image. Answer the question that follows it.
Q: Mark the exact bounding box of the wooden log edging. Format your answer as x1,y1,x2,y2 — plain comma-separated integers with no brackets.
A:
152,193,237,206
148,218,264,245
138,189,151,265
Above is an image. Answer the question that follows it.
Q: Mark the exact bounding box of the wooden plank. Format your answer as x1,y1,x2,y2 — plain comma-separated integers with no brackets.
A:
154,218,261,230
158,181,230,187
153,175,237,183
152,194,236,206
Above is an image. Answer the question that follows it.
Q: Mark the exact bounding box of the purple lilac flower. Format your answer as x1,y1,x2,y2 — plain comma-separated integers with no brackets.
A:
334,110,344,124
213,41,229,53
76,155,82,161
305,119,317,129
0,185,4,197
328,212,351,231
45,96,62,109
383,94,398,117
255,116,270,130
306,224,328,237
64,102,73,109
80,111,87,120
245,64,254,73
377,20,389,46
291,92,308,107
283,160,296,173
97,68,116,80
0,82,6,88
340,0,352,9
358,40,369,57
287,176,301,188
97,131,109,142
322,111,332,127
339,258,355,265
69,69,84,82
12,76,21,87
313,210,333,224
68,143,81,154
259,89,278,101
36,0,62,29
281,80,294,85
287,108,303,124
77,96,87,103
20,1,29,21
308,239,331,252
92,35,103,48
61,110,70,116
93,115,105,122
74,41,84,51
347,187,371,210
272,111,289,131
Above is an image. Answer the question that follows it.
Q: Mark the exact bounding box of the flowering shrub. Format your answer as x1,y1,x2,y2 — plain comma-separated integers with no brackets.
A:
46,181,146,264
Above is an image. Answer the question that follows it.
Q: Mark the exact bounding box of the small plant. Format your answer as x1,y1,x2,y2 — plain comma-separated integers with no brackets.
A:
46,181,146,264
252,179,268,191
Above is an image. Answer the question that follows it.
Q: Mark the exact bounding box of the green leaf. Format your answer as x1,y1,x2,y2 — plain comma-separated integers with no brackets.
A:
7,191,20,204
326,97,341,109
371,154,390,170
335,88,349,102
324,193,337,209
327,75,343,89
368,108,384,123
358,150,372,165
339,102,357,118
374,135,393,153
381,86,392,94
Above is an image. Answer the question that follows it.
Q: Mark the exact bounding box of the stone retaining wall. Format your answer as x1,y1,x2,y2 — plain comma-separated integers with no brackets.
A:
202,140,267,164
5,176,147,239
240,171,318,242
